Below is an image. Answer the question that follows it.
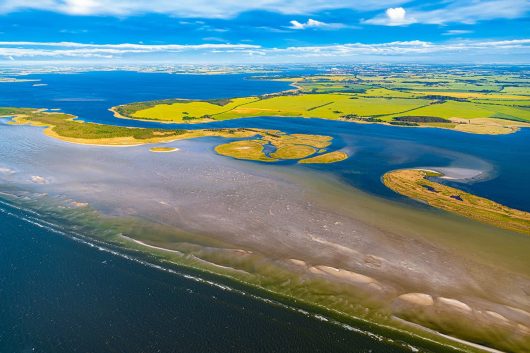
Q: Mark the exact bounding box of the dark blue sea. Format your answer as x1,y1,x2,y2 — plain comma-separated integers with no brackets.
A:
0,71,529,353
0,199,415,353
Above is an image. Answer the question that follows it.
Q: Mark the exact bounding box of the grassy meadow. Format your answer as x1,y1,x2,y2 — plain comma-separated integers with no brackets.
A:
115,70,530,135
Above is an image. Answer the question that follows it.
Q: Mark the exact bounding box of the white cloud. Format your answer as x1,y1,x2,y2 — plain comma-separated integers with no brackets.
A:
288,19,345,30
1,39,529,61
0,0,407,18
443,29,473,35
365,0,530,26
385,7,410,25
0,42,262,59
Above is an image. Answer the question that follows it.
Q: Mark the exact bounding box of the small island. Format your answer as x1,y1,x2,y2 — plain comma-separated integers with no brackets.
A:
150,147,179,153
298,151,349,164
214,131,348,163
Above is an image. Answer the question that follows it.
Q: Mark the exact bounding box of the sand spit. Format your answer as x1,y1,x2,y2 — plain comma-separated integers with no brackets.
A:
121,235,184,256
310,265,377,285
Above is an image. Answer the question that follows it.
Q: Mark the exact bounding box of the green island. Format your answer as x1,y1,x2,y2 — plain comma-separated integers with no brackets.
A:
112,72,530,135
383,169,530,234
213,132,346,163
0,107,348,164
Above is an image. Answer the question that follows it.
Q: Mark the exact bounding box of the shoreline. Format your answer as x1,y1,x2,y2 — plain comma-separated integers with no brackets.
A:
0,162,526,353
2,109,524,350
107,75,530,136
0,192,485,353
119,231,515,353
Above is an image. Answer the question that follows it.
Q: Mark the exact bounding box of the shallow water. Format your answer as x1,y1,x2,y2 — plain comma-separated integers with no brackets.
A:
1,71,528,211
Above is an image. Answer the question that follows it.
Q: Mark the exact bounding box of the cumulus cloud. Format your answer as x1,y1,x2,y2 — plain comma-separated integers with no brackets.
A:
288,19,345,30
384,7,410,25
365,0,530,26
0,0,407,18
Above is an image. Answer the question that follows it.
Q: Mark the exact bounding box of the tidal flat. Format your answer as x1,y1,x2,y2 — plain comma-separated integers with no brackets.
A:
1,116,529,353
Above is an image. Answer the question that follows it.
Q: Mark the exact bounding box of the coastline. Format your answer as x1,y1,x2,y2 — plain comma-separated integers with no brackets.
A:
1,166,527,353
110,106,526,135
108,75,530,136
0,192,490,353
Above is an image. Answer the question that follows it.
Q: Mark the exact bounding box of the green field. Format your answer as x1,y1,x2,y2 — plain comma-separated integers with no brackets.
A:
115,72,530,135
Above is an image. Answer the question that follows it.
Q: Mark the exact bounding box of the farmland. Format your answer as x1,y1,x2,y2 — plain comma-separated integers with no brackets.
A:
114,70,530,135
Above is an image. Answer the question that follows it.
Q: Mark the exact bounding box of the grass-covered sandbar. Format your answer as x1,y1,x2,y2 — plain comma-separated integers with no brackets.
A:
383,169,530,234
2,107,347,164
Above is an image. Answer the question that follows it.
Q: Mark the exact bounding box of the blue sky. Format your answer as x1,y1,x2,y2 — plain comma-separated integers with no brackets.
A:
0,0,529,64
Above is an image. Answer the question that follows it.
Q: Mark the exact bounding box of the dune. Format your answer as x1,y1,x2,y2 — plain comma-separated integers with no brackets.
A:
396,293,434,306
437,297,472,313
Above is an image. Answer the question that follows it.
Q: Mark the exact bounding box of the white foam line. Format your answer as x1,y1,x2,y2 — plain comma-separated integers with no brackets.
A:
121,235,183,255
0,199,426,353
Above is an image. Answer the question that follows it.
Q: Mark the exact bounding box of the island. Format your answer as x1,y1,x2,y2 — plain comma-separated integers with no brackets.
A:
150,147,179,153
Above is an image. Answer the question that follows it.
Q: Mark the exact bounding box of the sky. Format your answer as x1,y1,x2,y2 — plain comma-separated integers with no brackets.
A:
0,0,529,64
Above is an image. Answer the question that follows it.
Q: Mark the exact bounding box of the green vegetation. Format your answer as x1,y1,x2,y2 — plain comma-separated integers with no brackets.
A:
215,140,276,162
299,151,349,164
115,71,530,135
383,169,530,234
3,108,346,164
10,109,187,143
271,144,316,159
116,97,259,122
214,131,345,163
